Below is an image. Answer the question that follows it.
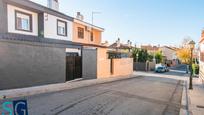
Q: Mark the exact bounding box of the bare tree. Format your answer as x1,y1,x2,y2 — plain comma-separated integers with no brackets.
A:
181,36,192,48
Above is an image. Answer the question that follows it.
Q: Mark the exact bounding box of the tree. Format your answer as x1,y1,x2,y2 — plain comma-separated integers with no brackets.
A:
176,48,191,64
132,48,150,62
138,49,148,62
181,37,192,48
147,54,153,62
132,48,139,62
155,51,163,63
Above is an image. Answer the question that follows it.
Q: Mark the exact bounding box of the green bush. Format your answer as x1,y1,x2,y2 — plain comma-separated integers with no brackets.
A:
192,64,199,75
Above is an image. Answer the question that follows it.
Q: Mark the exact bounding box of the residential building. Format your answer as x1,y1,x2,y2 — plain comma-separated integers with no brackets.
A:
0,0,82,89
72,13,104,46
160,46,179,66
109,38,133,52
141,45,160,54
199,30,204,84
0,0,133,90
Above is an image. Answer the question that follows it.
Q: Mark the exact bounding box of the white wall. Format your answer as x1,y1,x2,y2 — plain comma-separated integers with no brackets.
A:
7,5,38,36
66,48,81,56
44,13,72,41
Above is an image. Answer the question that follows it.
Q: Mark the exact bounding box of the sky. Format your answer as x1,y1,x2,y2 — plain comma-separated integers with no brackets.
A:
30,0,204,46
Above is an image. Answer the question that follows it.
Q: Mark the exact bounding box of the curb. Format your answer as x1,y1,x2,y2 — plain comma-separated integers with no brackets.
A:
180,81,190,115
0,74,138,100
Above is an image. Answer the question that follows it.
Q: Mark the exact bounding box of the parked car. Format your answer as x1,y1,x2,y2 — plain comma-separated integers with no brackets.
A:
163,66,169,72
155,66,166,73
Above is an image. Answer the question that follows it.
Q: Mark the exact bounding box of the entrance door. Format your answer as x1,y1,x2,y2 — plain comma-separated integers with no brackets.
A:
66,53,82,81
74,56,82,79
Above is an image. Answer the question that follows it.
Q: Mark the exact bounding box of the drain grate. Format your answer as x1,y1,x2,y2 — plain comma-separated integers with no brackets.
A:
196,105,204,109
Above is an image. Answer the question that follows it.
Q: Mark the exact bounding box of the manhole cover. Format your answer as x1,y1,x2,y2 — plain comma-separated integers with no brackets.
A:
196,105,204,108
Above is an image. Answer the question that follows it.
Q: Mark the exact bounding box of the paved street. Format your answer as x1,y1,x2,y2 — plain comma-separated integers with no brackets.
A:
0,68,186,115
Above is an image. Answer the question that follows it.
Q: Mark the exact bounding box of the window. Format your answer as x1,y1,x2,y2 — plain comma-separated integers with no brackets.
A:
91,32,94,41
78,27,84,39
15,10,32,32
57,19,67,36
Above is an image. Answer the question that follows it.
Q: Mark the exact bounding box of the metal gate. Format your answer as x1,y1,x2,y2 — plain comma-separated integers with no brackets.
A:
66,53,82,81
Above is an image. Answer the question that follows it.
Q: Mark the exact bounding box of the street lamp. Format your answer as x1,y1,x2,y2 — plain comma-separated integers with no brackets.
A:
188,40,195,90
153,46,156,63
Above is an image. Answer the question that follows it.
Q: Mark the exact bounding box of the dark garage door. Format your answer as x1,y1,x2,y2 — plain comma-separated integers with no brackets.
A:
66,53,82,81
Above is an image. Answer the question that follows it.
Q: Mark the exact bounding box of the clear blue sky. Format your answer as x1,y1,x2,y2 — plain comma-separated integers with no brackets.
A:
31,0,204,46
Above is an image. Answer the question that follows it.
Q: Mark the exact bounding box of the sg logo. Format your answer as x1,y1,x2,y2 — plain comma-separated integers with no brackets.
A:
2,100,28,115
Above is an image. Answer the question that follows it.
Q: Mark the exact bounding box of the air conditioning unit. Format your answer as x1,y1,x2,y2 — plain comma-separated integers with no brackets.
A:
85,26,92,32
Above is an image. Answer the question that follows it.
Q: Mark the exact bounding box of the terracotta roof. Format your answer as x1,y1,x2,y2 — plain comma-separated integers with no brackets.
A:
141,45,159,51
109,43,132,49
162,46,179,51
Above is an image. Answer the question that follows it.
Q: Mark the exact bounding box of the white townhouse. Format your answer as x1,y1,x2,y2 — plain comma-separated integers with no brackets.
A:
0,0,83,89
5,0,73,41
0,0,81,55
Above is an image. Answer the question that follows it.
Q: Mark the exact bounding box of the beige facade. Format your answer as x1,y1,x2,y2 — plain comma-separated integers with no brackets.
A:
72,19,103,45
160,46,177,60
97,48,133,78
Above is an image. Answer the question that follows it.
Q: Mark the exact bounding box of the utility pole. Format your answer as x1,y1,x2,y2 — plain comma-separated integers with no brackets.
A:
90,12,101,42
92,12,101,25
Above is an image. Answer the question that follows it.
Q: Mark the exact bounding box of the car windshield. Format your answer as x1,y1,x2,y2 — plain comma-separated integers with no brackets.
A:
158,67,164,69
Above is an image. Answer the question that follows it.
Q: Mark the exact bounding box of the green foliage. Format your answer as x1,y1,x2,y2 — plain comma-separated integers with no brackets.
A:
132,48,155,62
192,64,199,75
155,51,163,63
138,49,148,62
148,54,153,62
132,48,139,62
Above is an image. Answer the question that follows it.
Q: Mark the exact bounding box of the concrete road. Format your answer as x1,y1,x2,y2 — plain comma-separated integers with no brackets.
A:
169,64,187,71
0,71,185,115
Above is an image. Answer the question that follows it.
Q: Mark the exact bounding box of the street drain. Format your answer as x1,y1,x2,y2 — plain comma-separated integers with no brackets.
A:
196,105,204,109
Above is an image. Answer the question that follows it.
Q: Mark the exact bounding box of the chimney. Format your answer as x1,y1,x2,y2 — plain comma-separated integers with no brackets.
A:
76,12,84,21
47,0,59,11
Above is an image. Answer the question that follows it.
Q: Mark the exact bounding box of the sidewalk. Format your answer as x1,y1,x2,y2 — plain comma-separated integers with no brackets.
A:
0,74,136,100
188,77,204,115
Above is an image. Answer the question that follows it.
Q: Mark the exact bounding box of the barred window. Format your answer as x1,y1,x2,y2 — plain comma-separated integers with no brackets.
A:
78,27,84,39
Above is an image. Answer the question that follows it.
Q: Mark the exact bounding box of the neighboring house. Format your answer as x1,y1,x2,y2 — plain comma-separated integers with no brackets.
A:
160,46,179,66
199,30,204,84
141,45,160,54
72,13,104,46
109,38,133,52
71,25,133,79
